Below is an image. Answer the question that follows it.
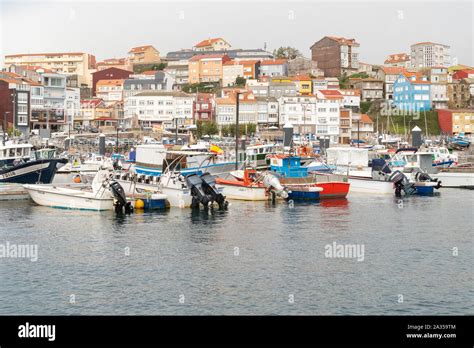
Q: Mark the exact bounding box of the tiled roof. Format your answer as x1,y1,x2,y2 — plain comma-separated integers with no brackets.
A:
360,114,373,124
401,72,430,84
81,99,103,107
384,53,410,64
128,45,154,53
5,52,85,58
411,41,449,47
327,36,359,46
260,59,287,66
134,91,191,97
195,38,226,48
381,66,407,75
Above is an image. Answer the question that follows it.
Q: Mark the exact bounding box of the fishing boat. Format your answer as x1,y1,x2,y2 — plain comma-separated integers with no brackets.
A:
24,170,115,211
0,142,67,184
116,151,227,208
432,163,474,189
448,133,470,150
216,170,289,201
324,147,440,196
267,154,349,199
132,143,236,177
237,143,280,169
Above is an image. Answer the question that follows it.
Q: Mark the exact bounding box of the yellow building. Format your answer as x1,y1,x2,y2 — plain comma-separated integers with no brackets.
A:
127,45,160,65
4,51,96,87
292,75,313,95
438,109,474,135
188,54,231,84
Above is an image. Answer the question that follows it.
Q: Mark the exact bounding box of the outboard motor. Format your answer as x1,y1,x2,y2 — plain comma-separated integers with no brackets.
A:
389,170,416,197
261,172,289,201
414,171,442,189
109,180,133,214
185,174,210,209
200,173,228,210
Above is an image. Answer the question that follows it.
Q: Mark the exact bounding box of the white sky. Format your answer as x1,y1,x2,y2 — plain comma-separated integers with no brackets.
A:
1,0,473,67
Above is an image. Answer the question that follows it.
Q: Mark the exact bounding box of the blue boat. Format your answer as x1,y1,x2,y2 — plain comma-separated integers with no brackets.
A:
268,155,323,200
0,143,66,184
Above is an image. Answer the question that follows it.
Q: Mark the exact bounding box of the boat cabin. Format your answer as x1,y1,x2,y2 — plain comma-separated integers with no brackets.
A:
0,143,33,167
269,155,308,178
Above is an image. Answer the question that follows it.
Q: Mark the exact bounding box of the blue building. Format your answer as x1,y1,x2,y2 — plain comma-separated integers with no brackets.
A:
393,72,431,111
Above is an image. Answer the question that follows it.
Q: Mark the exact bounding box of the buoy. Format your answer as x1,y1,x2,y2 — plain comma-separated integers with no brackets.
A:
73,175,82,183
135,199,145,209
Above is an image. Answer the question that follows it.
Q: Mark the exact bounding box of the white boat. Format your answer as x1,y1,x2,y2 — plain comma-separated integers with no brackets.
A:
57,154,113,174
23,170,114,211
431,163,474,188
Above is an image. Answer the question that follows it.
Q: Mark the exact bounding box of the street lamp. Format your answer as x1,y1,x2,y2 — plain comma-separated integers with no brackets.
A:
235,91,241,170
116,121,123,153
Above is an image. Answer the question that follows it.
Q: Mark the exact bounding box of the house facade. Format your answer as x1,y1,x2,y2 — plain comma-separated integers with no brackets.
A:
124,91,194,129
4,51,96,87
410,42,450,68
310,36,360,77
393,72,431,111
127,45,161,66
438,109,474,135
259,59,288,77
194,38,231,51
188,54,231,84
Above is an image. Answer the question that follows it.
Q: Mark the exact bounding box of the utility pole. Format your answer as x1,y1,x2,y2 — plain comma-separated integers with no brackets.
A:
235,91,241,170
3,112,9,145
357,119,360,148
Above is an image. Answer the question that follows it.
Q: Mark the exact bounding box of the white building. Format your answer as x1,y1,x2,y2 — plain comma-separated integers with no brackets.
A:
338,89,361,110
410,42,450,69
96,79,125,105
256,97,279,127
222,61,244,87
278,95,318,136
215,92,258,126
65,87,80,128
124,91,194,129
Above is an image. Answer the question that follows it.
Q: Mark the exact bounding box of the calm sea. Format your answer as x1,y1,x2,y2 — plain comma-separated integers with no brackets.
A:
0,189,473,315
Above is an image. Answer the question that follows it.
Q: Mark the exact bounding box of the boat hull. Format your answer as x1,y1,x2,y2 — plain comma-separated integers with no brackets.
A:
24,185,114,211
316,182,350,199
216,182,268,201
431,172,474,188
347,176,394,194
0,159,67,184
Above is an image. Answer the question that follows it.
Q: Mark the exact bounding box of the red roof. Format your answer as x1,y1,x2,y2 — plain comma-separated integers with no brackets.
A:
128,45,154,53
360,114,373,124
260,59,287,66
81,99,103,107
319,89,343,96
402,72,430,84
381,66,407,75
5,52,85,58
195,38,226,48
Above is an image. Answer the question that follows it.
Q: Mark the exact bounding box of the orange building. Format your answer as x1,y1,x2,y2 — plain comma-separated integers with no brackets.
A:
188,54,231,84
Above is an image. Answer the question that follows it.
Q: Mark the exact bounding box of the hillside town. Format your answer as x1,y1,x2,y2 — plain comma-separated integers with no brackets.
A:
0,37,473,143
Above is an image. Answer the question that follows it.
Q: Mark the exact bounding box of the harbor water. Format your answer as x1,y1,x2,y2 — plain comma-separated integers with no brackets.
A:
0,189,473,315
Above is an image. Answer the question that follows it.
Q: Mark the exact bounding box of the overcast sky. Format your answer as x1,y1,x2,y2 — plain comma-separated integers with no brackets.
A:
0,0,472,67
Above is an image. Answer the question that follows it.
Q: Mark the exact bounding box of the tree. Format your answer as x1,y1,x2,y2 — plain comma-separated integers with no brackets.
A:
338,72,350,89
235,76,246,87
273,46,301,60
